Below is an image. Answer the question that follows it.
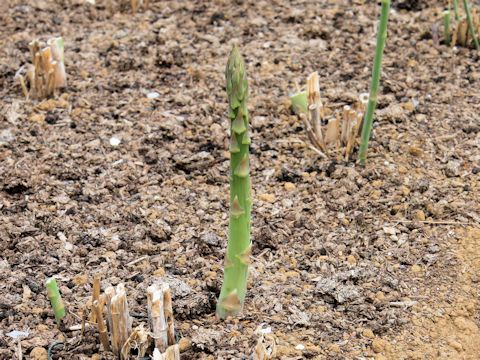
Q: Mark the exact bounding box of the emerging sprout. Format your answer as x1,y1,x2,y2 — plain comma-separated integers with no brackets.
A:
45,278,66,325
442,1,480,49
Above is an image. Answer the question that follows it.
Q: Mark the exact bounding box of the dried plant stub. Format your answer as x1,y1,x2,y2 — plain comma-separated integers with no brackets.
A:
16,37,67,100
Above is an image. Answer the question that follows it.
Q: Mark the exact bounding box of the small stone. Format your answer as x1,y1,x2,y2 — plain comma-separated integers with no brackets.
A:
371,338,387,353
0,129,15,145
328,344,341,353
383,226,397,235
153,267,165,277
30,347,47,360
109,136,121,146
346,255,357,266
362,328,375,339
284,182,296,191
413,210,426,221
201,232,219,246
445,161,461,177
411,264,422,274
72,274,88,286
400,185,410,196
375,291,386,302
370,190,381,200
179,337,192,352
91,354,101,360
29,113,45,123
448,340,463,352
408,146,423,157
259,193,276,203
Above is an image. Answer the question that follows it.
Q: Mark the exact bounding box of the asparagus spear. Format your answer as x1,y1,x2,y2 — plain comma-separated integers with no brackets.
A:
45,278,66,325
217,46,252,319
358,0,391,165
444,10,451,45
462,0,480,50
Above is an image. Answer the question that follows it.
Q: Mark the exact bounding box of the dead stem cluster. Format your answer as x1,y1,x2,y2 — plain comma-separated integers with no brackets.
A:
302,72,368,161
15,38,66,100
87,278,184,360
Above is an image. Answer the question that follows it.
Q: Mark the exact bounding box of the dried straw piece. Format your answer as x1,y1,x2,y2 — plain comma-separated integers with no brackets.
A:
104,286,115,333
147,284,168,352
162,284,175,346
93,296,110,352
90,275,101,323
153,344,181,360
110,284,131,357
306,72,326,152
121,324,150,359
324,117,340,147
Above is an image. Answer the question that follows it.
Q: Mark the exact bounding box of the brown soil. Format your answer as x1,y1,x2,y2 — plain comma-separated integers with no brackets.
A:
0,1,479,359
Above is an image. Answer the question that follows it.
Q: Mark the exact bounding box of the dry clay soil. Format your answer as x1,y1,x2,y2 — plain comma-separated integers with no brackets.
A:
1,0,480,359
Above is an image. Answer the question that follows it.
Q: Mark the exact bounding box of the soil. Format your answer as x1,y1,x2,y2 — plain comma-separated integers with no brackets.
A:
0,0,479,359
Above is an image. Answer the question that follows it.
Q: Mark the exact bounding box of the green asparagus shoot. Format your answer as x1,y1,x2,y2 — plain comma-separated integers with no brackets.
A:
453,0,460,21
358,0,391,165
462,0,480,50
290,91,308,115
443,10,451,45
217,46,252,319
45,278,66,325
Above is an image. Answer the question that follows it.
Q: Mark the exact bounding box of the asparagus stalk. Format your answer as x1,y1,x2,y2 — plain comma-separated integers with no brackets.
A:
444,10,451,45
453,0,460,21
217,46,252,319
45,278,66,325
462,0,480,50
358,0,391,165
290,91,308,115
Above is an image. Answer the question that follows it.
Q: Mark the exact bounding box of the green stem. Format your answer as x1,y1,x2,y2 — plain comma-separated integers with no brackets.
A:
45,278,66,325
463,0,480,50
453,0,460,21
444,10,451,45
217,46,252,319
358,0,391,166
290,90,308,115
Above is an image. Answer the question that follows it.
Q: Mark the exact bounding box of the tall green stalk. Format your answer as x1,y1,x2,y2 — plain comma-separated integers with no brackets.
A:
453,0,460,21
462,0,480,50
444,10,451,45
358,0,391,165
216,46,252,319
45,278,66,325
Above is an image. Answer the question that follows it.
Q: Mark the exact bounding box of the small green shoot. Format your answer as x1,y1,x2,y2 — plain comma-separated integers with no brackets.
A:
45,278,66,325
444,10,451,45
358,0,391,165
462,0,480,49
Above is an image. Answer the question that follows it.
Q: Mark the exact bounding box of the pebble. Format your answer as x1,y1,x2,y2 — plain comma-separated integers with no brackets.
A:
413,209,426,221
30,347,47,360
362,328,375,339
445,160,461,177
284,182,296,191
72,274,88,286
346,255,357,266
370,189,381,200
259,193,276,203
371,338,387,353
411,264,422,274
29,113,45,123
448,339,463,352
